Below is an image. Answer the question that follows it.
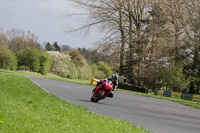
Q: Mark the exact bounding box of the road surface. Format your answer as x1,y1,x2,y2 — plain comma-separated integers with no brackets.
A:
29,77,200,133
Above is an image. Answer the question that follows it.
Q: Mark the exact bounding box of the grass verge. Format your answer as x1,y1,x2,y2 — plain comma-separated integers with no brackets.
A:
117,89,200,110
0,69,94,87
0,73,150,133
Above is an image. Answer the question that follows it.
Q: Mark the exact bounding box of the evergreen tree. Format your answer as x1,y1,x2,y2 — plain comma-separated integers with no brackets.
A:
45,42,53,51
53,42,61,51
62,44,72,51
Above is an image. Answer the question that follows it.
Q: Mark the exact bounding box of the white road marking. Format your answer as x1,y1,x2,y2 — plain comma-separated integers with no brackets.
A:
28,78,49,93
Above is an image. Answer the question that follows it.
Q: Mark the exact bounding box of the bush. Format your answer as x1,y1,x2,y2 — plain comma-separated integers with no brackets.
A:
18,65,30,71
0,46,17,70
48,51,92,80
17,48,40,72
39,51,52,75
48,51,78,78
162,62,190,92
17,48,51,75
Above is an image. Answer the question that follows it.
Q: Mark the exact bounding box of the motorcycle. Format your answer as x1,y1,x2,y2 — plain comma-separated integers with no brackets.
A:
90,80,114,103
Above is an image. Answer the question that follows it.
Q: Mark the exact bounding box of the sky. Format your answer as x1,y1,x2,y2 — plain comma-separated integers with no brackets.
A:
0,0,101,49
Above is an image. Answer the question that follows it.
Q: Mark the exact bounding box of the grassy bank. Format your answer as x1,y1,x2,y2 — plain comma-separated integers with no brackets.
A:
0,69,93,87
118,89,200,110
0,73,149,133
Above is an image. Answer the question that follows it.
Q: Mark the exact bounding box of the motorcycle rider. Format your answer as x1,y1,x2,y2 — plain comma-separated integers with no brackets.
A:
111,73,118,90
92,73,118,98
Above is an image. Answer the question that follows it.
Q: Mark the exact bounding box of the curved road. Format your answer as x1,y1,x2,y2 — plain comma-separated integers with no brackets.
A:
29,77,200,133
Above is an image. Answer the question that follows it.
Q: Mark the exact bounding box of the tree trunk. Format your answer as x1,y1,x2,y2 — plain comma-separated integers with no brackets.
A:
128,1,134,83
119,0,125,76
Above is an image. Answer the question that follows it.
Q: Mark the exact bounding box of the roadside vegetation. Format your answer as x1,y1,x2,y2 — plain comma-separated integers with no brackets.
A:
0,73,150,133
117,89,200,110
0,69,93,87
0,29,114,81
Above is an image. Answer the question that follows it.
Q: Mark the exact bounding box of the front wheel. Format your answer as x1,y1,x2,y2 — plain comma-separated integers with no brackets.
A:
95,91,104,103
90,97,95,102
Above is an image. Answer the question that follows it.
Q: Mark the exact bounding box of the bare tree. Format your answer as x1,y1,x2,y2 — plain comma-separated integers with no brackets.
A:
6,29,40,53
67,0,200,94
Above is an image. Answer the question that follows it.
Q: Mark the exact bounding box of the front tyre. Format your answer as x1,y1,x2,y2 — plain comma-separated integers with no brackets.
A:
95,91,104,103
90,89,95,102
90,97,95,102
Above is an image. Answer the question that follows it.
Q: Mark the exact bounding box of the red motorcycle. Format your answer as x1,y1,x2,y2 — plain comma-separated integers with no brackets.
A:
90,80,114,103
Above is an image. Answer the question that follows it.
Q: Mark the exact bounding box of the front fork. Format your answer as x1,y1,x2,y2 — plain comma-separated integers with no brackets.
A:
91,89,95,102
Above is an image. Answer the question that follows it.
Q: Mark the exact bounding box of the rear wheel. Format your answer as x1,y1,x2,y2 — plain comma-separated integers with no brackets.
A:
95,91,104,103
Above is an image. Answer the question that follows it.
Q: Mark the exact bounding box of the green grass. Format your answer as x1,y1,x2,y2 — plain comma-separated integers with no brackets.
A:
0,69,93,87
0,73,150,133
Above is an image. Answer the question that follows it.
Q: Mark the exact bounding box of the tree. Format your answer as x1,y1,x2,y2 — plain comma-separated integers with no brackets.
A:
68,0,200,94
78,48,88,58
0,32,9,48
62,44,72,51
69,50,86,67
163,62,190,92
45,42,53,51
181,0,200,94
53,42,61,51
68,0,128,76
6,29,41,53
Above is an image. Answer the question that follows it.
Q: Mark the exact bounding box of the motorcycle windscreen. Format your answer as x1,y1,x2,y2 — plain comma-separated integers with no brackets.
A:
107,80,113,85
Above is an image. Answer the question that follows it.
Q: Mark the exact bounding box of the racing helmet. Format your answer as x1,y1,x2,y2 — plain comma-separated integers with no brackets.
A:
112,73,118,82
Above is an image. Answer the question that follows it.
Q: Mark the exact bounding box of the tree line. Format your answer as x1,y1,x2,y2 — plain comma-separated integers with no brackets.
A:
68,0,200,94
0,29,114,80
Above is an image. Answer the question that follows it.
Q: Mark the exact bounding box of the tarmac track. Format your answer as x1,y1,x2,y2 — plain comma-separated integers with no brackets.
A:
29,77,200,133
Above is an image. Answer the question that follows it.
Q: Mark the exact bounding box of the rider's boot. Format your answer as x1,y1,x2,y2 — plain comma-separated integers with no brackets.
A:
107,91,114,98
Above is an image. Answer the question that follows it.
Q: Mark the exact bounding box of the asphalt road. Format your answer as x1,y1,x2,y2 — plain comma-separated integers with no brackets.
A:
29,77,200,133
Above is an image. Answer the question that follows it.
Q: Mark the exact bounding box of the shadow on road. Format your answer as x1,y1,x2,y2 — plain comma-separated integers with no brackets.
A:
79,99,111,105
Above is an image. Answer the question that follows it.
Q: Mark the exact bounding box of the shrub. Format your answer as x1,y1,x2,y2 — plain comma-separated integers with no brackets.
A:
162,62,190,92
48,51,92,80
0,46,17,70
39,51,52,75
48,51,78,78
17,48,52,75
17,48,40,72
18,65,30,71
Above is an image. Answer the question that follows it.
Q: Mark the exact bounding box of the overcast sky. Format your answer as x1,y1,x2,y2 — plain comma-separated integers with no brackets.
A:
0,0,101,49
